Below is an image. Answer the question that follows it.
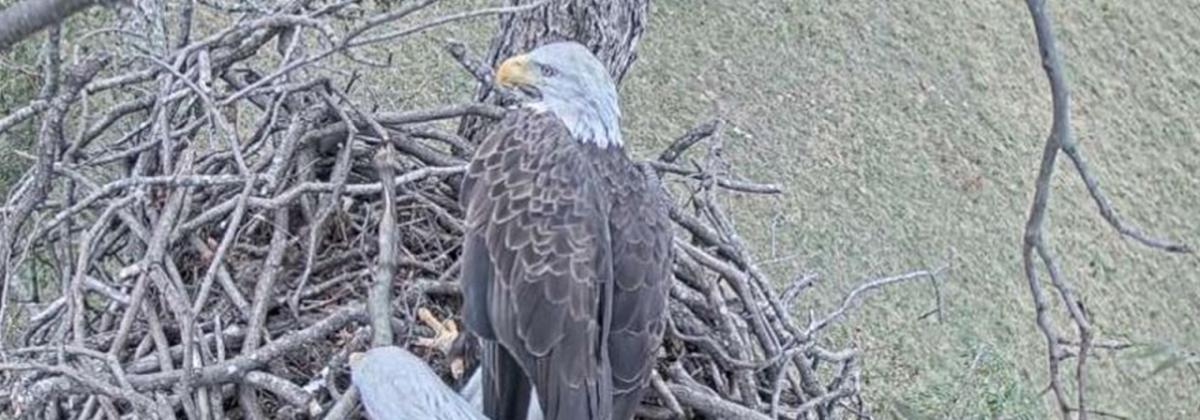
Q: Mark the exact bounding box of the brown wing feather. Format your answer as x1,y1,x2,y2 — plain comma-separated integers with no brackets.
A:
461,109,614,420
605,161,673,420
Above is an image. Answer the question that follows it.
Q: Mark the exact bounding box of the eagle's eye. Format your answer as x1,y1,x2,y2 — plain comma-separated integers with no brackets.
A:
539,64,559,78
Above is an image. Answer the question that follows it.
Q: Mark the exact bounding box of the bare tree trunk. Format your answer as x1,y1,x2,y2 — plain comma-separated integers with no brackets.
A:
457,0,649,142
0,0,100,52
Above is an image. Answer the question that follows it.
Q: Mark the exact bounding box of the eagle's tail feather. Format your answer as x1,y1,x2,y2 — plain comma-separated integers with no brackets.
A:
483,341,532,420
532,352,613,420
612,387,648,420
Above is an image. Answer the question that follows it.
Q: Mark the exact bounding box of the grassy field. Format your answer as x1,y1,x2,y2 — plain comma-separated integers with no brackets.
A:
2,0,1196,418
616,1,1200,418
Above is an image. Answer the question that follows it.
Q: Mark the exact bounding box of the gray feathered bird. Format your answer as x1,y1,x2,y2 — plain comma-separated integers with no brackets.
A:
460,41,673,420
350,346,543,420
351,346,483,420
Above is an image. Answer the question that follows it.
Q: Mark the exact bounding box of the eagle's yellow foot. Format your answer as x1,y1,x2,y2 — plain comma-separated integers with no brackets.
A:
413,307,464,379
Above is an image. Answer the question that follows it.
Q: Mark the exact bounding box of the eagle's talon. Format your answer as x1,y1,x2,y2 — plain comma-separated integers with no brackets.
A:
414,307,459,356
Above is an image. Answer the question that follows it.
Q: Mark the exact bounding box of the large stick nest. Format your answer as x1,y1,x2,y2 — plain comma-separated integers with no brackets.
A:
0,1,941,418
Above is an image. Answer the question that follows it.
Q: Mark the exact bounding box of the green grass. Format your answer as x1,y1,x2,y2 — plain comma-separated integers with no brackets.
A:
0,0,43,196
616,1,1200,418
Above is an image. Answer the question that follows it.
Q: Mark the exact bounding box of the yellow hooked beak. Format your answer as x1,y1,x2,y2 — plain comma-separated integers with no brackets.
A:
495,54,533,88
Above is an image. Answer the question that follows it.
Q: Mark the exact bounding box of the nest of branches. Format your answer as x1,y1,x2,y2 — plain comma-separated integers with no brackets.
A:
0,1,946,419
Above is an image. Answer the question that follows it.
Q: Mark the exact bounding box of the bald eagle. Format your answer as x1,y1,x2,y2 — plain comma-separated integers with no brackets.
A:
460,42,673,420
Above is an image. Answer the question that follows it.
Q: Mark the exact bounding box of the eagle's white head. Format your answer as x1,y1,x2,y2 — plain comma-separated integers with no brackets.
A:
495,42,622,149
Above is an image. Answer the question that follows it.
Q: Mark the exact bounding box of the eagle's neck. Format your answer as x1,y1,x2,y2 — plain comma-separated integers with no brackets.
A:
527,91,622,149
